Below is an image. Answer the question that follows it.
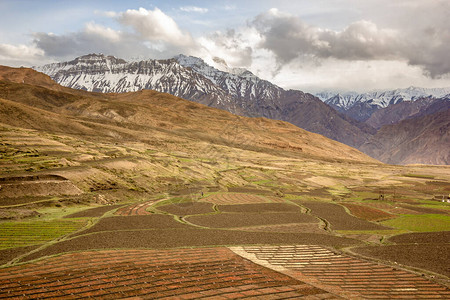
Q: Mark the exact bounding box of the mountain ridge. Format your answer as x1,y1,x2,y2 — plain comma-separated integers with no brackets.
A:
35,53,373,148
317,87,450,122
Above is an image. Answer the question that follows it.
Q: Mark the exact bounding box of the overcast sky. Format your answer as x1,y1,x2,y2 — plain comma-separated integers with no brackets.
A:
1,0,449,92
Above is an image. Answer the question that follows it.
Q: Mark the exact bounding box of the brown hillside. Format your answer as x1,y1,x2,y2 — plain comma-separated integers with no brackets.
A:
0,66,377,164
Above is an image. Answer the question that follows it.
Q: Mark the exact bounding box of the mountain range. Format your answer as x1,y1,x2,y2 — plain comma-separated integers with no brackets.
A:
33,54,449,165
316,87,450,122
35,54,373,149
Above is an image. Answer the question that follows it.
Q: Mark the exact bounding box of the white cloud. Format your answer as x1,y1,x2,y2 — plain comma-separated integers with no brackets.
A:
1,3,449,92
31,7,199,61
0,43,45,66
84,22,121,42
180,6,208,13
118,7,194,47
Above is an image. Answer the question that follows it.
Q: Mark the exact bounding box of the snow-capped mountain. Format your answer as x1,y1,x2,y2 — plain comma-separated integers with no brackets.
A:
35,53,373,148
317,87,450,122
35,54,240,113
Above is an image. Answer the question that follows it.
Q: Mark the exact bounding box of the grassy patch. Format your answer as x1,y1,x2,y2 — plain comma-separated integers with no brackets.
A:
0,219,87,249
381,214,450,232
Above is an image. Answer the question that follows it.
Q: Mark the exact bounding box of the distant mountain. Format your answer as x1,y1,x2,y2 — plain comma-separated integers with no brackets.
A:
360,108,450,165
318,87,450,122
35,54,373,148
366,97,450,129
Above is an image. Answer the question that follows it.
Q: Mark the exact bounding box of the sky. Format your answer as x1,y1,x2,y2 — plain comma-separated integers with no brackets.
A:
1,0,449,93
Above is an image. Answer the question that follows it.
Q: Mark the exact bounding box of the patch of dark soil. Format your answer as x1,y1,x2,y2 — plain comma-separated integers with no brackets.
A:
157,202,215,216
388,231,450,244
185,212,318,228
218,203,301,213
353,244,450,277
74,215,190,236
22,228,360,262
64,204,123,218
227,187,274,195
0,245,39,265
294,201,391,231
397,204,449,215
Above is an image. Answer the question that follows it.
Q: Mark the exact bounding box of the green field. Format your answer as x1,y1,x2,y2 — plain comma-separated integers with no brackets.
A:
0,219,87,249
381,214,450,232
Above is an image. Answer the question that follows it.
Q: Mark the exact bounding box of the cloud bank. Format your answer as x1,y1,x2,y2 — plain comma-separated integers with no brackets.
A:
1,2,448,91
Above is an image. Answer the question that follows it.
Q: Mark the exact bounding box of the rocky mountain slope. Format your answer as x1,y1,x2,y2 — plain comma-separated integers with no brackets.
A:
35,54,373,148
317,87,450,122
366,97,450,129
360,108,450,165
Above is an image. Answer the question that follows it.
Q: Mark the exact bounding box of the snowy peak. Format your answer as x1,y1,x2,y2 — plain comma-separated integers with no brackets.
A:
318,86,450,122
319,86,450,109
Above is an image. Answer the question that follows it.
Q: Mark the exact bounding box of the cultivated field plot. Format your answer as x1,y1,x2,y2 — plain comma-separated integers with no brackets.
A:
218,203,302,213
185,212,318,228
114,200,155,216
0,248,336,299
0,219,87,249
157,202,215,216
202,193,283,205
341,203,396,221
381,214,450,232
354,232,450,277
296,201,391,231
73,215,190,236
235,245,450,298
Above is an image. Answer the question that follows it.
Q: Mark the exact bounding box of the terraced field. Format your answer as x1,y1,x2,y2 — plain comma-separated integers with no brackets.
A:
1,194,449,298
